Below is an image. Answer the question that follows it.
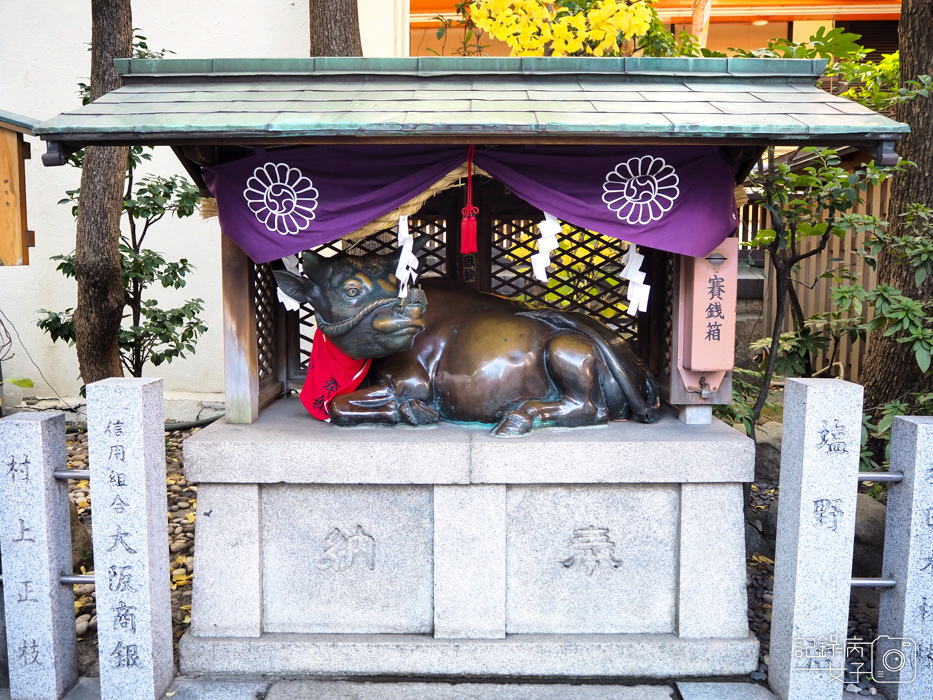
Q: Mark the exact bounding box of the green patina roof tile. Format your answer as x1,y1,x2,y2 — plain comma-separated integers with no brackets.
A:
471,99,594,113
0,108,39,132
538,112,673,130
528,89,646,102
579,79,689,91
591,100,722,114
405,111,538,126
123,58,214,74
666,113,807,134
418,57,522,73
710,101,844,116
36,57,905,146
416,89,530,100
269,112,409,130
727,57,826,76
798,112,909,133
683,80,799,93
750,91,845,103
626,57,729,74
635,90,759,102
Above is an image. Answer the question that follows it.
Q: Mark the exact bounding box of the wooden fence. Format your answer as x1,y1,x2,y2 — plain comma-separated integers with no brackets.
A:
737,179,889,382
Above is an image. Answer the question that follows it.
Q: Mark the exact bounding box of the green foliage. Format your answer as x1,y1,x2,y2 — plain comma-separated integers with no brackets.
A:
861,391,933,472
38,34,206,381
636,15,725,58
713,368,775,437
429,1,488,56
731,26,865,61
38,240,206,378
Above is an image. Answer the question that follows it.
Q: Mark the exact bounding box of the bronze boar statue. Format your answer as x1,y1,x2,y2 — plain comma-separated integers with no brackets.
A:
273,247,662,437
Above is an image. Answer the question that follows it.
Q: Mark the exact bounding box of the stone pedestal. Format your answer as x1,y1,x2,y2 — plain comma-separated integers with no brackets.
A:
180,397,758,678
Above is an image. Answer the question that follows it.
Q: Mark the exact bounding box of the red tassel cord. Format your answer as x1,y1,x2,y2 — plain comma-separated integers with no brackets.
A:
461,145,478,254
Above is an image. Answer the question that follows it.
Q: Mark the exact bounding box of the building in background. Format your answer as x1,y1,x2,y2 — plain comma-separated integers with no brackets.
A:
410,1,901,58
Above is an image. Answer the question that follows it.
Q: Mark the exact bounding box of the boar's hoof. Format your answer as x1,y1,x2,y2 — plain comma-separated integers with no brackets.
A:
492,410,534,437
399,399,440,426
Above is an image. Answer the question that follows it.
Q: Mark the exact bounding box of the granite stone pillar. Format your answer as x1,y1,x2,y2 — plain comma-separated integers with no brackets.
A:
0,412,77,700
876,416,933,698
434,485,506,639
769,378,862,700
87,378,173,700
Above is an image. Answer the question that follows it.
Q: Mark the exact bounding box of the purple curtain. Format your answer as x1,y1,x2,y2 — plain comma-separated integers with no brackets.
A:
203,144,737,264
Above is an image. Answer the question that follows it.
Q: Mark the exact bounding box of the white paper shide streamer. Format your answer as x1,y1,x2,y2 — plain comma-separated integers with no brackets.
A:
395,215,420,298
276,254,302,310
621,246,650,316
531,212,561,283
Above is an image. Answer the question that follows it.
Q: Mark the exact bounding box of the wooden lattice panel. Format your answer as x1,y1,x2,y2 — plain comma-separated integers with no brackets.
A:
489,219,636,339
253,262,277,379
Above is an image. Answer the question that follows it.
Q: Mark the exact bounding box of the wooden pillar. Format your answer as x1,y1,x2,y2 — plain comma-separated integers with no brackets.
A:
222,233,259,424
691,0,712,48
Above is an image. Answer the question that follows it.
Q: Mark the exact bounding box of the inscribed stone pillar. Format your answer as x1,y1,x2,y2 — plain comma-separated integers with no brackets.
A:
0,412,77,700
87,378,173,700
876,416,933,698
768,378,862,700
433,485,506,639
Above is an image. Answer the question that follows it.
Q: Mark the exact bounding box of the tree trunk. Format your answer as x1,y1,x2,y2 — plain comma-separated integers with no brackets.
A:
309,0,363,56
861,0,933,411
72,0,132,384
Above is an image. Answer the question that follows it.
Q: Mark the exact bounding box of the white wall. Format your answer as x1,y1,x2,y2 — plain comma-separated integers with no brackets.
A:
0,1,403,408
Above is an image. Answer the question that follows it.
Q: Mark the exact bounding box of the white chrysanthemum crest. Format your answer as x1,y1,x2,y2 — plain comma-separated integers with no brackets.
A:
602,156,680,225
243,162,319,235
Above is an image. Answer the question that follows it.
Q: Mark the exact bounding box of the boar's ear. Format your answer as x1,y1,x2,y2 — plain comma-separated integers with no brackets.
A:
272,269,315,305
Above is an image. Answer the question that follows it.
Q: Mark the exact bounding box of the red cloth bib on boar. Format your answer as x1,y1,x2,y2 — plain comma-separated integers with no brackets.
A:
299,329,371,421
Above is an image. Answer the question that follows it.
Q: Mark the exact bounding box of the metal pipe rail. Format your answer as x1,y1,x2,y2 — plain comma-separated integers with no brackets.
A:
857,472,903,483
851,577,897,588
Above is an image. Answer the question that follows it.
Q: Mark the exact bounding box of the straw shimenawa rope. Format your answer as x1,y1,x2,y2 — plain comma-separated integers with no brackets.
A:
199,162,490,242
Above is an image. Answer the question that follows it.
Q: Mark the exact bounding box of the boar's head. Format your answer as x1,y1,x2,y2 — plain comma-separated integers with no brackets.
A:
273,247,426,360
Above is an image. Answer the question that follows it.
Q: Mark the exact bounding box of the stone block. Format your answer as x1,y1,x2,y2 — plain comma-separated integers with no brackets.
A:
755,421,782,484
852,492,886,578
678,483,749,639
184,397,471,484
0,412,77,700
184,397,754,485
876,416,933,699
261,484,433,633
471,411,753,483
266,680,677,699
505,485,677,634
189,484,261,637
677,681,776,699
179,631,760,677
86,378,173,700
768,378,863,700
434,485,506,639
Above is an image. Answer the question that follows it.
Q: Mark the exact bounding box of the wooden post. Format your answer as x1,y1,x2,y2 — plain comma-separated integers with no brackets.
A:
222,233,259,424
691,0,712,49
0,128,31,266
